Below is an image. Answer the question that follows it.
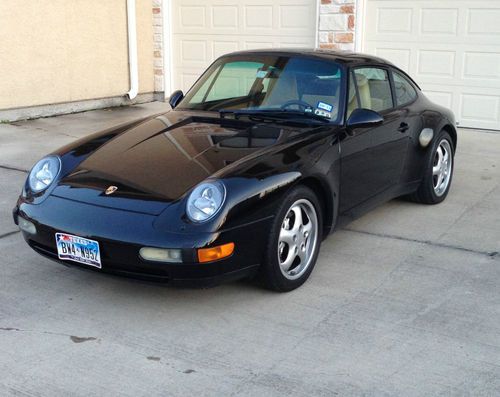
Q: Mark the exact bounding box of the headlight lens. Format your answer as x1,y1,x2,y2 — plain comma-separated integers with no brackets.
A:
186,181,225,222
28,156,61,193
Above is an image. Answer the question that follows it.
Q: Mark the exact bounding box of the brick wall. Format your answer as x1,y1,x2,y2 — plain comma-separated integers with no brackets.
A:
152,0,163,93
318,0,356,51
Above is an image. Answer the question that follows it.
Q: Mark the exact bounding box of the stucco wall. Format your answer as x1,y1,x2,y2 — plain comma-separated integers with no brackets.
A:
0,0,154,110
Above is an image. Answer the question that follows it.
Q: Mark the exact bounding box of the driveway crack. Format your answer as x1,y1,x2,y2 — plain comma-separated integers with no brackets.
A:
343,228,497,258
0,164,28,173
0,327,99,344
0,230,20,240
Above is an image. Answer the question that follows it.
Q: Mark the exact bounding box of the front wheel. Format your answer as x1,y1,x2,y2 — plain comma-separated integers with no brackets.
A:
410,130,454,204
259,186,323,292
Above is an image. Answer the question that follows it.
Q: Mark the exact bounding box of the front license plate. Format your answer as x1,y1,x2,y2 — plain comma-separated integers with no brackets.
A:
55,233,102,268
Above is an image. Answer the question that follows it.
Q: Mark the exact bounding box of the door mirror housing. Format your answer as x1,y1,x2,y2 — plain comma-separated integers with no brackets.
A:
169,90,184,109
347,108,384,131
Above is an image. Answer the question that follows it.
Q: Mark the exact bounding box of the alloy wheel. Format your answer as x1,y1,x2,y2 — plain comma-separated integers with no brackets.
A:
277,199,319,280
432,139,453,197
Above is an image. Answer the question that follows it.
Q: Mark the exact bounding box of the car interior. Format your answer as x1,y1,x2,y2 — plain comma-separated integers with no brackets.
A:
348,69,394,116
262,72,341,119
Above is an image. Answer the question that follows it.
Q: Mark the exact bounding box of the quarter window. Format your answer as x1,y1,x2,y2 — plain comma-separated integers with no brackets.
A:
393,71,417,106
353,68,393,112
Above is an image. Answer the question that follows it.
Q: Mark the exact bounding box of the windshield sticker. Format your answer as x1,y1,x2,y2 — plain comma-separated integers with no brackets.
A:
317,102,333,112
314,109,332,119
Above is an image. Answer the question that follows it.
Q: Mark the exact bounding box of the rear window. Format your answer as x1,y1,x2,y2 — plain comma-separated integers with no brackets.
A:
393,71,418,106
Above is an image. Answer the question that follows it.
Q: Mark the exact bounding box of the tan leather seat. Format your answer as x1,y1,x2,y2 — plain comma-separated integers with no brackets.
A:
348,74,372,116
357,74,372,110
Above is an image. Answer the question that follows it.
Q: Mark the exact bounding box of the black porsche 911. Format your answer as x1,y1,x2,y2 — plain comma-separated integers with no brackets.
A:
13,49,456,291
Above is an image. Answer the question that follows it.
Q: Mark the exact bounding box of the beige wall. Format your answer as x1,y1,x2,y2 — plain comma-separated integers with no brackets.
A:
0,0,154,109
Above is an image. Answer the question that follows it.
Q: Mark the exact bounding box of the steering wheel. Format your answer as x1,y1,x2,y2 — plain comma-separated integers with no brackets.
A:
280,99,313,111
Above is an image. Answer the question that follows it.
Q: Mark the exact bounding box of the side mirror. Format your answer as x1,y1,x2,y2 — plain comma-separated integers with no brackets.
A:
169,90,184,109
347,108,384,131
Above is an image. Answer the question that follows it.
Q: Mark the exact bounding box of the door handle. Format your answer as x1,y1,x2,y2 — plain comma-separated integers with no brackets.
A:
398,122,409,133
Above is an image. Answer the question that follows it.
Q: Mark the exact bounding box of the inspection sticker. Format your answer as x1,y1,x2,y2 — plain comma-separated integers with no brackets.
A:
314,109,332,119
317,101,333,112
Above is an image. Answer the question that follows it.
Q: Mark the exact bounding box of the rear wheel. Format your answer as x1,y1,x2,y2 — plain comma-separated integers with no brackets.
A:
259,186,323,292
410,130,454,204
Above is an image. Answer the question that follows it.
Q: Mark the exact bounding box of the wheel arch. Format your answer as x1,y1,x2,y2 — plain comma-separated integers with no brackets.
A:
297,176,335,237
441,123,457,151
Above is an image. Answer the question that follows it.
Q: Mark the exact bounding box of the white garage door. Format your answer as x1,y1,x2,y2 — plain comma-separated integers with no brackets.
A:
363,0,500,130
171,0,317,93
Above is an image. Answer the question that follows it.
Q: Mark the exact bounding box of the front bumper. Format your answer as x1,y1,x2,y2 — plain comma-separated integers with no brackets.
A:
13,195,271,287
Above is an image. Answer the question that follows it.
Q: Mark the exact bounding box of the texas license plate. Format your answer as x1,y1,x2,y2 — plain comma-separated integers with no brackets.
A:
55,233,101,268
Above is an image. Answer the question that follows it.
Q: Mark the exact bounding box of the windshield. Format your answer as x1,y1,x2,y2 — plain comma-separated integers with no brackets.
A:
177,55,344,123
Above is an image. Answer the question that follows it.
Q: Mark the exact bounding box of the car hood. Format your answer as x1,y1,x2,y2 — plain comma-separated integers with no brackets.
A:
51,111,309,215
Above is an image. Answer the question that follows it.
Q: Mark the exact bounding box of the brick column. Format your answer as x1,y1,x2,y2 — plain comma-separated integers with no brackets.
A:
318,0,356,51
152,0,164,95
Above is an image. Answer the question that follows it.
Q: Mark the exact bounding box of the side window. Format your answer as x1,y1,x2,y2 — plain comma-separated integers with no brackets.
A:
393,71,417,106
353,68,394,112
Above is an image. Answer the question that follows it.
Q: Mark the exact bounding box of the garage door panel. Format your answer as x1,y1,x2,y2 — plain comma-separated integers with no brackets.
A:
364,0,500,130
212,6,239,29
177,6,205,29
279,5,315,31
467,8,500,36
178,40,208,64
376,8,413,34
244,5,273,29
417,50,456,78
420,8,458,35
460,94,499,123
464,52,500,81
172,0,316,93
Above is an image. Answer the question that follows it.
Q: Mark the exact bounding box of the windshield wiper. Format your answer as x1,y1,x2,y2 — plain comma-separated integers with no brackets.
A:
219,108,331,123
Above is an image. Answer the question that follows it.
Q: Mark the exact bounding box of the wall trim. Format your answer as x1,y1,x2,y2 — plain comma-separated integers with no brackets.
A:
0,93,163,122
315,0,320,48
162,0,173,95
355,0,366,52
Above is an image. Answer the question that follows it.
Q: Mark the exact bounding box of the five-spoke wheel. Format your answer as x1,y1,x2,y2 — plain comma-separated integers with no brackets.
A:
278,199,319,280
259,186,323,292
432,139,453,197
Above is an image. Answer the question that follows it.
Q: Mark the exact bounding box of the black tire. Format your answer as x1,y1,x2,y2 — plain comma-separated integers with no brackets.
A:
409,130,454,204
258,185,323,292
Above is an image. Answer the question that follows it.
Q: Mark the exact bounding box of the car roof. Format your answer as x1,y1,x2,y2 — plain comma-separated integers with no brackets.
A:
219,48,421,89
220,48,395,67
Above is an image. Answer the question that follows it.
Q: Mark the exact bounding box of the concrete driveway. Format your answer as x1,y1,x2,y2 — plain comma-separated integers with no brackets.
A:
1,103,499,396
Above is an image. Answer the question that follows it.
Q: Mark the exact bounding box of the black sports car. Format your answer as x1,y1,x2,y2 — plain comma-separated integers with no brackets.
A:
13,49,457,291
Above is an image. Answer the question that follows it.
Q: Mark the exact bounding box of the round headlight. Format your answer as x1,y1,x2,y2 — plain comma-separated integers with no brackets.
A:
28,156,61,193
186,181,226,222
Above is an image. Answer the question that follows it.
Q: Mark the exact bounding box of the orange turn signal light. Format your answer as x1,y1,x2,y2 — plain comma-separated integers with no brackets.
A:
197,242,235,263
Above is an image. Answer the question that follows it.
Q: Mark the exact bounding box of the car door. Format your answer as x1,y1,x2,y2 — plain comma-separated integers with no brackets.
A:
339,66,409,213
